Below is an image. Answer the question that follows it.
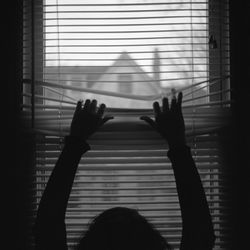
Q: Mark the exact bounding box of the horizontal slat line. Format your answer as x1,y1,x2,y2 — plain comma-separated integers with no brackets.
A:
33,189,228,196
37,15,213,21
34,168,225,175
43,36,209,41
43,30,211,34
65,236,223,242
34,58,229,63
34,176,225,183
64,226,228,232
41,36,229,41
23,93,76,105
41,56,219,62
65,217,230,224
31,201,226,210
34,170,224,176
55,218,227,226
32,106,230,115
33,179,227,185
64,227,183,232
43,87,77,102
35,211,228,219
43,3,208,7
40,43,215,47
23,107,231,117
64,242,181,247
28,126,225,138
33,184,226,192
42,22,228,27
32,191,226,198
23,63,229,68
26,119,228,130
41,70,218,75
25,29,229,36
34,168,223,176
23,79,162,101
34,168,222,175
30,120,227,128
34,161,222,168
33,176,223,184
182,81,212,98
22,78,227,100
23,114,229,121
34,133,219,142
35,152,221,160
36,156,219,164
44,9,209,14
28,218,227,226
30,116,227,122
35,143,219,151
23,106,230,116
40,12,229,17
33,176,226,184
64,215,231,221
33,183,228,190
182,89,231,104
40,49,225,54
168,76,229,94
65,233,179,239
24,76,216,85
36,145,220,152
34,182,225,190
65,243,181,247
29,130,225,140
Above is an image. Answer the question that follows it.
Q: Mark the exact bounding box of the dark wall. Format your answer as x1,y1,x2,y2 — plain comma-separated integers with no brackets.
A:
2,1,250,249
3,1,34,250
229,0,250,249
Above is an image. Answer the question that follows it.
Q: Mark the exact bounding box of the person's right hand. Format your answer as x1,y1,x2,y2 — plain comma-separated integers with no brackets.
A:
70,99,113,140
140,92,186,149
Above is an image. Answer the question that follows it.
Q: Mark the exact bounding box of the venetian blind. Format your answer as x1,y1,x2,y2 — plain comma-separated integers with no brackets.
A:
22,0,231,249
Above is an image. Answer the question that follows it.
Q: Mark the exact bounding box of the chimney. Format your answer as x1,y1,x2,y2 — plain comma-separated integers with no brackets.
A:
153,47,161,87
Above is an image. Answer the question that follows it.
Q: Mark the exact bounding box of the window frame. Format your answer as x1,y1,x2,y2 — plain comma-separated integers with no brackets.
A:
22,1,232,249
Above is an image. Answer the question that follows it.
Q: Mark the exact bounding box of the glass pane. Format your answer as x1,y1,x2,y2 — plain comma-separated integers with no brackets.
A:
43,0,210,109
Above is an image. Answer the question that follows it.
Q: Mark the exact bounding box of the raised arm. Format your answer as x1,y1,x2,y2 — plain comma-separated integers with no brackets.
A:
141,93,215,250
34,100,113,250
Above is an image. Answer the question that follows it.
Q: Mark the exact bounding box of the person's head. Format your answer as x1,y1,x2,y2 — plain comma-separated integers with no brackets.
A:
77,207,171,250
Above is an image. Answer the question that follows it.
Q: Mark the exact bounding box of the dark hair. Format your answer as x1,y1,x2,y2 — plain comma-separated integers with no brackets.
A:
76,207,171,250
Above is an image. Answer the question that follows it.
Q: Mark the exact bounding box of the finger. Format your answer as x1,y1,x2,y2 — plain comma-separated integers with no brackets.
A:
177,92,183,107
171,95,177,110
97,103,106,117
101,116,114,126
83,99,91,111
140,116,156,130
89,99,97,113
162,97,169,113
74,100,83,115
153,101,161,117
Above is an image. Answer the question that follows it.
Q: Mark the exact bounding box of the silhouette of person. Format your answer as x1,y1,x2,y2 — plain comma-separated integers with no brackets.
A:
34,93,215,250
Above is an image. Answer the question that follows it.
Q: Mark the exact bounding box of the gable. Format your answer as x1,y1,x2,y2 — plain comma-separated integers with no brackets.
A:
92,51,162,95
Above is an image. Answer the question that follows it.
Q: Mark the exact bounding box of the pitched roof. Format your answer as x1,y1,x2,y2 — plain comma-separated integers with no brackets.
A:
92,51,163,93
44,51,164,93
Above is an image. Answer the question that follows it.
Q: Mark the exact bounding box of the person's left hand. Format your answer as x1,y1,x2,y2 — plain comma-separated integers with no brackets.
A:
70,99,113,140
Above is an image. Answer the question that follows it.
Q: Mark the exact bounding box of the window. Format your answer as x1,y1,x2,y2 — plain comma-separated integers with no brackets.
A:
23,0,231,249
118,74,133,94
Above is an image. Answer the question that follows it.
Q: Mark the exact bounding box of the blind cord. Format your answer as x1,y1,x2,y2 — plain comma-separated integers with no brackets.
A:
56,0,64,150
190,0,197,155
